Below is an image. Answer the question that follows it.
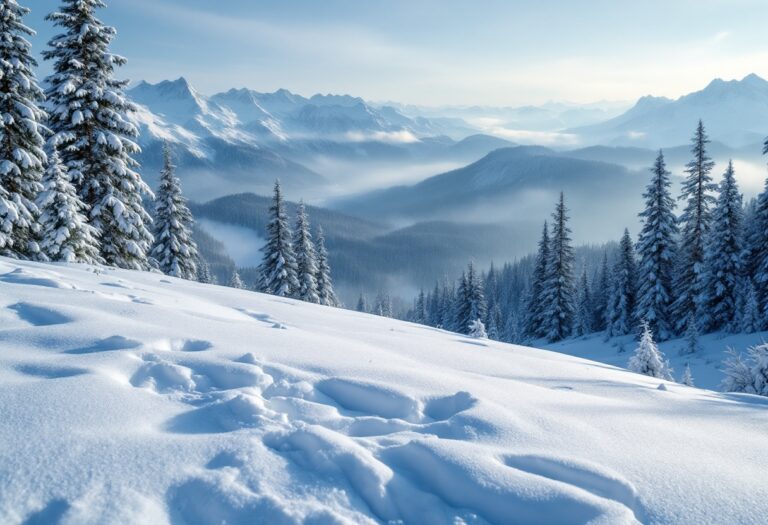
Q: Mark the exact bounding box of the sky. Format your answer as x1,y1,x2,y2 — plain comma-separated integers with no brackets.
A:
26,0,768,106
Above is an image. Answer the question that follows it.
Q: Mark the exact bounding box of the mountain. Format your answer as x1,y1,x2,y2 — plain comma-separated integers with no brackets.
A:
3,257,768,524
332,146,647,242
573,74,768,147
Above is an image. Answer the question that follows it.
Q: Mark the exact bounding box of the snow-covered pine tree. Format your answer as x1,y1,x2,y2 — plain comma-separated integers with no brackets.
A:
468,319,488,339
196,259,212,284
257,180,298,297
636,151,677,340
701,160,744,332
453,271,471,334
671,120,717,334
607,228,638,337
228,269,245,289
721,343,768,396
314,226,339,307
628,322,672,380
292,201,319,303
37,149,101,263
747,143,768,326
149,143,198,279
356,293,367,313
523,222,550,338
682,312,700,355
427,282,441,326
44,0,153,269
373,291,392,317
414,289,427,324
742,279,760,334
574,267,592,336
591,251,611,331
0,0,48,258
543,193,576,342
487,304,502,340
681,363,694,387
467,262,487,327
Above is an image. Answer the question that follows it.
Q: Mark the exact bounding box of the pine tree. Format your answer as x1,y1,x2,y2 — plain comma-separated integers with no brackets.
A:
487,304,502,340
356,293,367,313
292,201,319,303
742,279,760,334
524,222,550,338
453,271,471,334
196,258,213,284
228,269,245,289
374,291,392,317
681,363,694,387
574,267,592,336
671,120,717,333
628,322,672,380
467,262,487,325
542,193,576,342
747,145,768,326
414,289,427,324
0,0,47,258
37,149,101,263
591,251,611,331
701,160,744,332
682,312,700,355
721,344,768,396
607,229,638,337
149,144,198,279
314,226,339,307
44,0,153,269
257,180,298,297
636,151,678,340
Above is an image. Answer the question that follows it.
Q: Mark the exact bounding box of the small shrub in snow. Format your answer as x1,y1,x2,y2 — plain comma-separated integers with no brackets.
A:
721,344,768,396
628,323,673,380
468,319,487,339
680,364,694,387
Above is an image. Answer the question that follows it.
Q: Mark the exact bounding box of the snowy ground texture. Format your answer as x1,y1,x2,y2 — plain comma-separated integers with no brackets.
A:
1,258,767,525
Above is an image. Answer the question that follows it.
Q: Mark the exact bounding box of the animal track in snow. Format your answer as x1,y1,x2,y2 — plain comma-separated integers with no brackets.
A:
0,267,75,289
66,335,142,354
15,363,89,379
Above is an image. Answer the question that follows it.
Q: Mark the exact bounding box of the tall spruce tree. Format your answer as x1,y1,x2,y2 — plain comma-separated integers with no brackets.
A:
292,201,320,303
671,120,717,333
0,0,47,257
574,267,592,336
542,193,575,342
314,226,339,307
258,180,298,297
149,144,198,279
636,151,678,340
748,142,768,325
356,293,367,313
43,0,152,269
524,221,550,338
37,149,101,263
591,251,611,331
607,229,638,336
414,289,427,324
701,161,744,332
228,269,245,289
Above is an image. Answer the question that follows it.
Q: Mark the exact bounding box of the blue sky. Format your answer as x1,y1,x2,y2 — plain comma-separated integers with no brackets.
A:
26,0,768,106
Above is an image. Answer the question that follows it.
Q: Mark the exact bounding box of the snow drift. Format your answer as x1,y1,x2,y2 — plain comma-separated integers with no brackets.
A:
0,258,766,524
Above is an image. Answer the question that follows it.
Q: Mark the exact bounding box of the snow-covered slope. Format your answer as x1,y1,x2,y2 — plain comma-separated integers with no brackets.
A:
1,258,767,524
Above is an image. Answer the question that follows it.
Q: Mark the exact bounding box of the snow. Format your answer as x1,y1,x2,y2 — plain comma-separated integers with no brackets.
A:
1,257,768,524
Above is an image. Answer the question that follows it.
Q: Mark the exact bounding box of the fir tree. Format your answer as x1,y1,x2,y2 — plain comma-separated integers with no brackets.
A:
149,143,198,279
524,222,550,338
414,289,427,324
44,0,153,269
747,144,768,326
257,181,298,297
228,269,245,289
356,293,367,313
671,120,717,333
374,291,392,317
314,226,339,307
681,363,694,387
682,312,700,355
591,251,611,331
453,271,471,334
628,322,672,380
292,201,319,303
37,149,101,263
196,258,212,284
742,279,760,334
721,344,768,396
542,193,576,342
701,161,744,332
636,151,677,340
607,229,638,337
487,304,502,340
0,0,47,257
574,267,592,336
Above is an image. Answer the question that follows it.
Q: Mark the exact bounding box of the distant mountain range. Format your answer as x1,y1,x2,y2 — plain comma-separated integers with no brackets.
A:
571,74,768,148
